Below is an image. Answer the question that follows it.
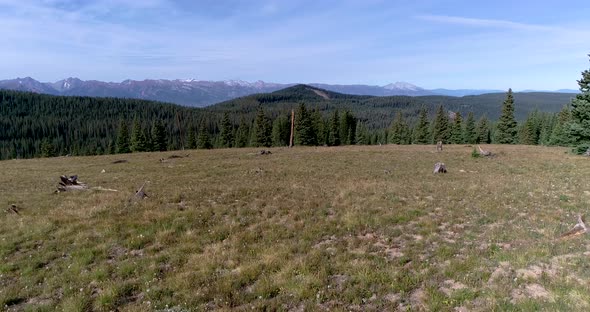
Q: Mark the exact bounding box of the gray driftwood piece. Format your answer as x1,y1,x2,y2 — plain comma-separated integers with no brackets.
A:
477,145,492,157
56,175,89,192
135,182,148,199
433,162,447,174
560,215,587,239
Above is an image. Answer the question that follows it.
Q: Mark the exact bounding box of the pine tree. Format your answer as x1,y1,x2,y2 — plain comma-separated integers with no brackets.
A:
340,110,356,145
519,111,540,145
40,138,56,157
252,105,272,147
549,106,571,146
355,122,369,145
495,89,518,144
235,118,250,148
295,103,317,146
220,112,233,148
431,105,450,143
463,112,477,144
565,55,590,153
476,116,491,144
311,109,326,146
413,107,431,144
449,112,464,144
329,110,341,146
151,120,167,151
116,119,131,154
187,129,197,149
389,111,410,144
131,117,148,152
197,122,212,149
271,114,290,147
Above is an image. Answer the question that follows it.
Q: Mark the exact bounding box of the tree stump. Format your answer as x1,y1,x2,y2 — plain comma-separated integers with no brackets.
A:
437,141,443,152
584,148,590,156
433,162,447,174
56,175,89,192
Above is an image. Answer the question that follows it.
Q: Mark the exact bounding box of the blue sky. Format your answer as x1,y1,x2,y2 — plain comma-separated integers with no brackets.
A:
0,0,588,90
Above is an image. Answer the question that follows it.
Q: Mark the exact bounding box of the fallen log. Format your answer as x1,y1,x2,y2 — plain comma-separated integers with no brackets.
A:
259,150,272,155
6,204,20,215
560,215,587,239
433,162,447,174
135,182,148,199
477,145,492,157
56,175,89,192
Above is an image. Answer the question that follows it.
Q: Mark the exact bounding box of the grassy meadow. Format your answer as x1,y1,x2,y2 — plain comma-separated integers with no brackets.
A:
1,144,590,311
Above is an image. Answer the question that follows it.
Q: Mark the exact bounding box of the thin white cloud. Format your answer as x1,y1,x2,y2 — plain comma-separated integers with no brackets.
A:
416,14,555,32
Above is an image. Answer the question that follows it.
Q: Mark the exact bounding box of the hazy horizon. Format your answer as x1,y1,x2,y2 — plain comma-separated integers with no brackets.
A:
1,0,588,90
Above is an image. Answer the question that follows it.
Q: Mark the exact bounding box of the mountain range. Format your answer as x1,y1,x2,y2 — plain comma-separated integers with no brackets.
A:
0,77,578,107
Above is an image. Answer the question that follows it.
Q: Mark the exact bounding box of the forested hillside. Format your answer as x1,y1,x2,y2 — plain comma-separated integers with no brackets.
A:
0,85,576,160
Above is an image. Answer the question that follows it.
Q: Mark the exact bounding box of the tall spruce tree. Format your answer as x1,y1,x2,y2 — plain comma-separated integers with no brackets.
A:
549,106,571,146
463,112,477,144
476,116,491,144
271,114,290,147
329,110,341,146
116,119,131,154
131,117,148,152
495,89,518,144
389,111,410,144
431,105,450,143
151,120,167,151
565,55,590,153
340,110,356,145
413,107,431,144
197,122,212,149
449,112,464,144
187,129,197,149
235,118,250,148
220,112,234,148
295,103,317,146
519,111,540,145
252,106,272,147
355,122,369,145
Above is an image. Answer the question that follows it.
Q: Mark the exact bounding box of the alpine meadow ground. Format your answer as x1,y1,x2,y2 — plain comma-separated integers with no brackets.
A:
1,144,590,311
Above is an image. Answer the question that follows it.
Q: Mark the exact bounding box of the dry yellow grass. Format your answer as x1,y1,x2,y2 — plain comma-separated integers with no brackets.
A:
1,144,590,311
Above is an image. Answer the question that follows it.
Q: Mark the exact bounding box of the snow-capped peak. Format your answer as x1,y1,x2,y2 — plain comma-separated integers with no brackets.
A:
382,81,422,91
224,79,253,87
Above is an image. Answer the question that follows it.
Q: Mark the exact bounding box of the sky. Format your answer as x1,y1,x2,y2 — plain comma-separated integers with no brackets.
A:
0,0,589,90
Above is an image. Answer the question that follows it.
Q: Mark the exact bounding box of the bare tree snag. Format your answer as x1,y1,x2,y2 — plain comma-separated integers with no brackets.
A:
135,182,148,199
433,162,447,174
56,175,89,192
477,145,492,157
437,141,443,152
289,109,295,148
560,215,587,239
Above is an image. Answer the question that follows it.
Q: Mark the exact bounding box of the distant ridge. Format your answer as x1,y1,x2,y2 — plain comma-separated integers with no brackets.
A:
0,77,578,107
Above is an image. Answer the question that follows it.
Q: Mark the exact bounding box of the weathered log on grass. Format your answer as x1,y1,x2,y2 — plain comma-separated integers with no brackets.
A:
112,159,128,164
433,162,447,174
6,204,20,215
56,175,89,192
135,182,148,199
477,145,492,157
560,215,587,239
259,150,272,155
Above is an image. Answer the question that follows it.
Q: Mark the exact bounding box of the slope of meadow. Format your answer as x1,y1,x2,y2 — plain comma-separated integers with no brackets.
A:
1,145,590,311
